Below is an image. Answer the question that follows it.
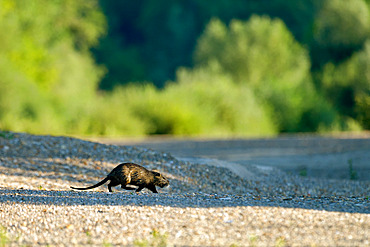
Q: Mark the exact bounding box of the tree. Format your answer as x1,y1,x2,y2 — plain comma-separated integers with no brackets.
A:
0,0,106,133
194,16,322,132
312,0,370,68
94,0,318,89
320,41,370,129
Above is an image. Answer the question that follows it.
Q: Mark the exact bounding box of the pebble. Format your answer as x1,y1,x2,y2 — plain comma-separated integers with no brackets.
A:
0,132,369,246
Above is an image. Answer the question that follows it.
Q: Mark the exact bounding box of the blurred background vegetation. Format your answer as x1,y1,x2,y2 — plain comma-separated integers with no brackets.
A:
0,0,369,137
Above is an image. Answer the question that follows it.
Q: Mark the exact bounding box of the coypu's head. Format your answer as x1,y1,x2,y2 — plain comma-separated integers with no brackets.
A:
152,170,169,188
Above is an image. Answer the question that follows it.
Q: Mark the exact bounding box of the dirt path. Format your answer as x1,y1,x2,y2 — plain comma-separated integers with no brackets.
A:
99,133,370,181
1,132,369,246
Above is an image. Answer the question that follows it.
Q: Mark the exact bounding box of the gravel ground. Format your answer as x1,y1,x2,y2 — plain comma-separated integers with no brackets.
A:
0,132,369,246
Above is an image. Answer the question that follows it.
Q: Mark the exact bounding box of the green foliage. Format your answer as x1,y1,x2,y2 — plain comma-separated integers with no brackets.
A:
0,55,61,133
0,131,14,139
315,0,370,47
356,94,370,130
298,94,339,132
318,40,370,130
0,0,106,89
312,0,370,67
91,0,370,133
0,0,106,135
100,65,276,137
194,16,331,132
348,159,358,180
195,16,310,85
249,234,259,247
95,0,201,88
0,0,368,136
275,236,287,247
299,167,308,177
95,0,318,88
131,85,206,135
134,229,168,247
161,65,276,136
0,226,9,247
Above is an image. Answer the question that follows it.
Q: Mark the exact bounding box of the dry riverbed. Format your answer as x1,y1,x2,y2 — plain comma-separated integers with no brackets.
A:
0,132,369,246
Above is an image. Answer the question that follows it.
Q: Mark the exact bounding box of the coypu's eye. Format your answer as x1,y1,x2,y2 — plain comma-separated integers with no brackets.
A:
152,171,161,177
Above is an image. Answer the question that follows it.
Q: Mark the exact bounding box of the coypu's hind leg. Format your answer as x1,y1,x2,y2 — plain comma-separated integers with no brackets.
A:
107,181,119,192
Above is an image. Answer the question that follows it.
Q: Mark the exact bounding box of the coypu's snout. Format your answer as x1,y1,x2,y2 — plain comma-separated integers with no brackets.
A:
159,181,169,188
157,176,169,188
152,170,170,188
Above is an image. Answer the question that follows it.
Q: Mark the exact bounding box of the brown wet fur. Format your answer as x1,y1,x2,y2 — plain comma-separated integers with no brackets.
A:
71,162,169,193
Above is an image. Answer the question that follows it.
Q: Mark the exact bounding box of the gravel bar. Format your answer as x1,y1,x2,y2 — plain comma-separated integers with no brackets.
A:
0,132,369,246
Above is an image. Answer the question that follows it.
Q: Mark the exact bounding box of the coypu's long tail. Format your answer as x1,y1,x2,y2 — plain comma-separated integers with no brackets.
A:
70,177,109,191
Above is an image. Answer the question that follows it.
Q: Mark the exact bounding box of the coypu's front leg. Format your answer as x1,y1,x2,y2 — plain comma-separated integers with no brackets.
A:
135,186,144,192
147,185,158,193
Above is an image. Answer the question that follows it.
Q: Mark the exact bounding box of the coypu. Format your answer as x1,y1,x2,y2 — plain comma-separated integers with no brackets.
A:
71,162,169,193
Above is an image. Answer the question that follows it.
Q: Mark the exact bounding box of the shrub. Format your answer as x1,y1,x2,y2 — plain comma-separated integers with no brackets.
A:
167,65,277,136
98,64,277,137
